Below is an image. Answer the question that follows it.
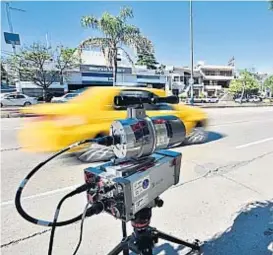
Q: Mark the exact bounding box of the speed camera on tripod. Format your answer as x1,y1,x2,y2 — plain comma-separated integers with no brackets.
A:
84,94,186,221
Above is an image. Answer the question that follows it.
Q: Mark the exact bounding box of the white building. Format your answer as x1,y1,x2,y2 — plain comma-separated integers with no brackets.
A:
167,61,235,97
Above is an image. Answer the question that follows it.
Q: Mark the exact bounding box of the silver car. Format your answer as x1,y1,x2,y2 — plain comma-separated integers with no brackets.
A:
0,93,37,107
51,93,79,103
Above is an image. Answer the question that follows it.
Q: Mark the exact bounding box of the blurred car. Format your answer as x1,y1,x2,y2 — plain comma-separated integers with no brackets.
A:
186,98,204,104
0,93,37,107
234,97,247,103
203,96,219,103
18,86,208,153
248,95,262,103
51,93,79,103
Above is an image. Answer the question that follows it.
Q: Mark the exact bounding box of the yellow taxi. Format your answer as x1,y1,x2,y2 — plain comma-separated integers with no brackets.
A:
18,86,208,153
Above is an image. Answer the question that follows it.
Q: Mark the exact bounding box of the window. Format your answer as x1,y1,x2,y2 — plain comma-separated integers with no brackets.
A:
16,95,26,99
5,95,17,99
173,76,179,82
65,93,77,98
115,90,156,110
155,103,174,110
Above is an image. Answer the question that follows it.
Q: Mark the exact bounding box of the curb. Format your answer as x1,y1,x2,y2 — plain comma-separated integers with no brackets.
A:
198,104,273,109
1,113,37,118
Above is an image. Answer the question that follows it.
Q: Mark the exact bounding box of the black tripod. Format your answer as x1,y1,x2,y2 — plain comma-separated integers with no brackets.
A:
107,207,200,255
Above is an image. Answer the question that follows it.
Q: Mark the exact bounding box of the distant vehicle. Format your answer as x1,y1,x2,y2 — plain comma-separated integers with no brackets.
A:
248,95,262,103
1,84,16,93
51,93,79,103
204,96,219,103
0,93,37,107
186,98,204,104
234,97,247,103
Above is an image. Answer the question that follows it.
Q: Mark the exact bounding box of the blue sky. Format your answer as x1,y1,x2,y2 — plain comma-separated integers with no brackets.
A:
1,1,273,73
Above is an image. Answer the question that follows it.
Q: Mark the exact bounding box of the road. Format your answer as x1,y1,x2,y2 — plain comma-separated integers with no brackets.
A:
1,107,273,255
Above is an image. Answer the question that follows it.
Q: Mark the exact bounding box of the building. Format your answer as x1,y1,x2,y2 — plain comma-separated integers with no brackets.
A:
15,48,167,96
167,61,235,97
198,62,235,97
68,49,167,90
15,48,235,98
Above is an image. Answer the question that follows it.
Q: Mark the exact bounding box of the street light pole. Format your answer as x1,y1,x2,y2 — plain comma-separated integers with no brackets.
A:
5,2,26,55
5,2,16,54
189,0,194,105
5,2,26,92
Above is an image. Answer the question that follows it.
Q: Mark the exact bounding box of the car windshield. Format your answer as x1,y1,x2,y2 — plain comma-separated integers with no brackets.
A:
64,93,78,99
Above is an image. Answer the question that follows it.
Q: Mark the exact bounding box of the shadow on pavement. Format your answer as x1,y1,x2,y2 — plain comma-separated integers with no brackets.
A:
201,200,273,255
205,131,226,144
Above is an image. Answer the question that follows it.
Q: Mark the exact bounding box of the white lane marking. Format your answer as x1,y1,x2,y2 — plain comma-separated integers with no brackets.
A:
236,137,273,149
210,118,273,128
1,127,22,131
1,184,79,207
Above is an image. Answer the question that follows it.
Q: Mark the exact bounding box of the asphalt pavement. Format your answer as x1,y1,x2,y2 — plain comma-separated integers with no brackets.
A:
1,107,273,255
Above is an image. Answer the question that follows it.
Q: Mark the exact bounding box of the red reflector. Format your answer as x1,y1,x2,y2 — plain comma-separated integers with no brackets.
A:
153,119,166,124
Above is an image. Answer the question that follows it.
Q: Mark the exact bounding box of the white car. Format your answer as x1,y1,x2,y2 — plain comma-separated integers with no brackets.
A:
0,93,37,107
234,97,247,103
204,96,219,103
248,96,262,103
51,93,79,103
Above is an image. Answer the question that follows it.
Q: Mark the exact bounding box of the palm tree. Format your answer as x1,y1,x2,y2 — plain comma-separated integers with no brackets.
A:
80,6,153,85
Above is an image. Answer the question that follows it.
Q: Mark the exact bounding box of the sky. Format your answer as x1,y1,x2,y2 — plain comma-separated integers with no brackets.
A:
1,1,273,73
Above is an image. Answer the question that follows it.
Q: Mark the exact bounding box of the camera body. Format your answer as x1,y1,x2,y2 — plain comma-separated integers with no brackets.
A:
84,149,181,222
84,95,185,222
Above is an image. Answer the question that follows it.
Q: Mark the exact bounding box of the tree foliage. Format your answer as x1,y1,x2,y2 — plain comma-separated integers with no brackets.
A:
5,43,79,99
55,46,80,84
80,6,153,84
136,51,158,69
264,75,273,91
229,70,259,95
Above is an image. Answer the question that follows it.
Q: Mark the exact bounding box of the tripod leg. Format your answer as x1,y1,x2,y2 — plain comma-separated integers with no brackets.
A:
121,221,129,255
107,240,129,255
152,228,200,251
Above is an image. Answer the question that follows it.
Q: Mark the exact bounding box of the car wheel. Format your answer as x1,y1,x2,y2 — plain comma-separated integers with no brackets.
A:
24,102,31,106
184,123,207,145
77,133,115,163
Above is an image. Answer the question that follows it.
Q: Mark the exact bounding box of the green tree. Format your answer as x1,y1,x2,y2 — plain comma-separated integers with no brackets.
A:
229,70,259,102
55,45,80,85
264,75,273,95
155,64,166,75
136,50,158,69
80,6,153,85
5,43,79,100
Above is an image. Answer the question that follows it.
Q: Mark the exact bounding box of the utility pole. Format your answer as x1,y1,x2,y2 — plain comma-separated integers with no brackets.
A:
5,2,26,55
5,2,26,92
189,0,194,105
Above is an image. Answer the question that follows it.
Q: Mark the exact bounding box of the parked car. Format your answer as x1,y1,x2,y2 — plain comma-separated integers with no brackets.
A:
203,96,219,103
51,93,79,103
18,86,208,153
248,95,262,103
186,98,204,104
0,93,37,107
234,97,248,103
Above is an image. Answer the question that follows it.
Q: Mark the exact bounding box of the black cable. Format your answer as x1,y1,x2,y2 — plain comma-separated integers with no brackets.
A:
15,138,96,227
48,192,73,255
72,202,105,255
48,198,105,255
72,202,92,255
